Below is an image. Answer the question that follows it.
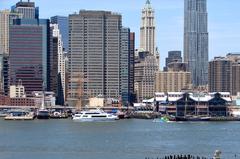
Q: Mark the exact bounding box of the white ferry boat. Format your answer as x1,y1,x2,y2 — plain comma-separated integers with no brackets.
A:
72,109,118,121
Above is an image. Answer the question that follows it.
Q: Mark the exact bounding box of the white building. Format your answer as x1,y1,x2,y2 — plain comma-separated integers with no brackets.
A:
51,24,66,99
140,0,156,56
32,91,56,107
10,84,26,98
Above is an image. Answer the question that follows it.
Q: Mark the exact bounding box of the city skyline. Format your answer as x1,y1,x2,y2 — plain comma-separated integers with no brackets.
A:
1,0,240,69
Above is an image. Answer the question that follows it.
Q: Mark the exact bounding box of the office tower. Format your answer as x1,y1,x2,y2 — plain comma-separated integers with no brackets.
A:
134,51,158,102
68,10,131,107
9,1,50,95
0,55,3,92
0,10,22,56
129,32,135,103
184,0,209,86
164,51,183,71
167,62,188,72
3,57,9,96
140,0,156,55
51,16,69,52
165,51,182,66
208,57,232,93
120,29,135,106
120,28,130,106
50,24,66,102
11,0,39,19
9,25,44,95
155,71,191,93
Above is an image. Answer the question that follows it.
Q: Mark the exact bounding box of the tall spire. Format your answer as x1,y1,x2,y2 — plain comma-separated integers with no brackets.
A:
140,0,156,55
145,0,152,9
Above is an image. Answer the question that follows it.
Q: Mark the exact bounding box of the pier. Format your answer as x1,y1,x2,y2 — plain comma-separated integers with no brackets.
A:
145,155,208,159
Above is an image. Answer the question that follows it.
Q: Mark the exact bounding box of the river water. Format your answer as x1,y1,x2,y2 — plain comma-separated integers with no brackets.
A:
0,119,239,159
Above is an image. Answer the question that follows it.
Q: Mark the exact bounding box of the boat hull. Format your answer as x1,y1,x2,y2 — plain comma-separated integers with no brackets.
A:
72,116,118,122
176,116,211,122
37,110,50,119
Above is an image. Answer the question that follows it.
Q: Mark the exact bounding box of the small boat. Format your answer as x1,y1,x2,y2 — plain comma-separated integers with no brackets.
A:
72,109,118,121
50,111,68,119
4,110,34,120
116,110,125,119
37,109,50,119
153,116,175,123
37,83,50,119
175,116,211,122
0,109,9,117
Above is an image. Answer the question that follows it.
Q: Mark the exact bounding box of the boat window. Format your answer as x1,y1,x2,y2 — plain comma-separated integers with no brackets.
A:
85,113,100,115
92,115,107,117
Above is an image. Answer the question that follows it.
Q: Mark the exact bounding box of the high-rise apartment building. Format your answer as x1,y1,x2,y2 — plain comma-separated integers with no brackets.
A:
68,10,132,107
208,57,232,93
232,63,240,95
51,16,69,52
209,54,240,95
184,0,209,86
155,71,191,93
11,0,39,19
140,0,156,56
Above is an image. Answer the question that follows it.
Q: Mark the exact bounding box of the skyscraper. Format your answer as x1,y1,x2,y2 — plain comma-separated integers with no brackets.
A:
0,10,22,56
68,10,131,107
120,28,131,106
129,32,135,103
184,0,209,86
50,24,66,101
134,51,158,102
140,0,156,56
0,10,22,93
165,51,182,66
50,16,69,52
11,0,39,19
164,51,182,71
9,25,44,95
9,0,51,95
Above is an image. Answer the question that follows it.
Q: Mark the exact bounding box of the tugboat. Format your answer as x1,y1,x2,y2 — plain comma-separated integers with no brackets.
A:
37,83,50,119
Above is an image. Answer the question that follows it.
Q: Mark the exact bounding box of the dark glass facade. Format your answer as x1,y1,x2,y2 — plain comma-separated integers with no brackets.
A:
50,16,69,52
9,25,43,95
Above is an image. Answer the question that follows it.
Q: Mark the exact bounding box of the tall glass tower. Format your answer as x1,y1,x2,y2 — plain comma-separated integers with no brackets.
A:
184,0,209,86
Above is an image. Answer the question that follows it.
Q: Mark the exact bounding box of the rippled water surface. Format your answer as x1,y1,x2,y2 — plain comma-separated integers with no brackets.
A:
0,119,239,159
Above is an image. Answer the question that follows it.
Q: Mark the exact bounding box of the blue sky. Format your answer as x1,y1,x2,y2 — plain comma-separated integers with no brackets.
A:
1,0,240,69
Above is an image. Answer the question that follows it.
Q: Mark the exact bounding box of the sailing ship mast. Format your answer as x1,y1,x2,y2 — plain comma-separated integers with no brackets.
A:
41,82,45,110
